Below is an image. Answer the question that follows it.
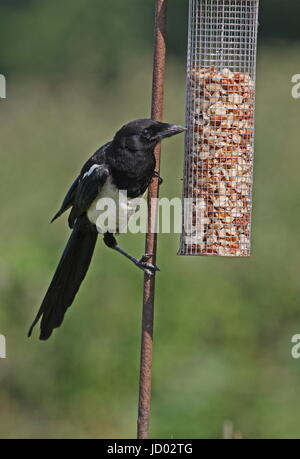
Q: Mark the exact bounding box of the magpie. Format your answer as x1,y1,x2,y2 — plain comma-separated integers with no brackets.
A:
28,118,185,340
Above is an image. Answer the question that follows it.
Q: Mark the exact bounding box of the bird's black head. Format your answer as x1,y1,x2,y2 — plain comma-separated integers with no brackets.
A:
112,118,186,152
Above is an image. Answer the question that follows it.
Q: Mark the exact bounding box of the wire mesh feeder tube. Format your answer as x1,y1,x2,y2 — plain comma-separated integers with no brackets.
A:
179,0,259,257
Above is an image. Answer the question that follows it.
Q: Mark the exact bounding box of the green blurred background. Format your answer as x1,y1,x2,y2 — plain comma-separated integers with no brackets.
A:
0,0,300,439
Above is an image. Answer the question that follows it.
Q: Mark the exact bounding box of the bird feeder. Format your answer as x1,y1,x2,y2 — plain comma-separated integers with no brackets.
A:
179,0,259,257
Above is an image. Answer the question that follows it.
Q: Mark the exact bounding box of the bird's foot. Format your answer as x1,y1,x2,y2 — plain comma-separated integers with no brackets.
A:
153,171,163,185
135,254,160,276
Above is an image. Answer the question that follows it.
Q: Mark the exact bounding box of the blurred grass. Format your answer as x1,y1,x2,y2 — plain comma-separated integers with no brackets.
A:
0,44,300,438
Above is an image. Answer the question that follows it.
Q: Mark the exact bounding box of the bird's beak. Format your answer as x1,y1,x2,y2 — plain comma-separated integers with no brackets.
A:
155,123,186,141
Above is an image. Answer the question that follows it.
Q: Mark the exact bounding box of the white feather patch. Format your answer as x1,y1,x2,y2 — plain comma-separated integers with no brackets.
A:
82,164,101,180
87,176,142,233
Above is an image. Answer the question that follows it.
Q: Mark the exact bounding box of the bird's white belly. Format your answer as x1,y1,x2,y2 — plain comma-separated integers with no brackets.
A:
87,176,142,233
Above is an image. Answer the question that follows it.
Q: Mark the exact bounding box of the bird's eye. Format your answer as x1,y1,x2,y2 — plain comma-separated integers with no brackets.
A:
142,128,151,139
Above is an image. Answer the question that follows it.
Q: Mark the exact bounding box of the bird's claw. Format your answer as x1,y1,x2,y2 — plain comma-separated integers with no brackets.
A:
140,253,154,262
153,171,163,185
136,254,160,276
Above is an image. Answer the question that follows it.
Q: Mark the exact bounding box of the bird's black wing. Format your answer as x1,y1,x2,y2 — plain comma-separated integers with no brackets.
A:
51,141,112,223
80,141,112,176
68,164,109,228
50,176,80,223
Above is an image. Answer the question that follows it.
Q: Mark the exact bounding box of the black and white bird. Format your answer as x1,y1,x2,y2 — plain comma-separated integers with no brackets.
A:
28,118,185,340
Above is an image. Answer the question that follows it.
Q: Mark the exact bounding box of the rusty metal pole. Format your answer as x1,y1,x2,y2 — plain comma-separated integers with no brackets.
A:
137,0,168,440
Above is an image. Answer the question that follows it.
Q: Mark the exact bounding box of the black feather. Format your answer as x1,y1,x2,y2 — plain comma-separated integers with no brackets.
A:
28,217,97,340
68,164,109,228
50,176,80,223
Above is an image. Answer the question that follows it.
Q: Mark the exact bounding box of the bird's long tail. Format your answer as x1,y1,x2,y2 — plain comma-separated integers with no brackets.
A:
28,218,98,340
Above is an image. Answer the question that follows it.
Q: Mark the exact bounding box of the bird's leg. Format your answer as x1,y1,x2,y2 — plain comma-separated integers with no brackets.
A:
153,170,163,185
103,233,160,276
